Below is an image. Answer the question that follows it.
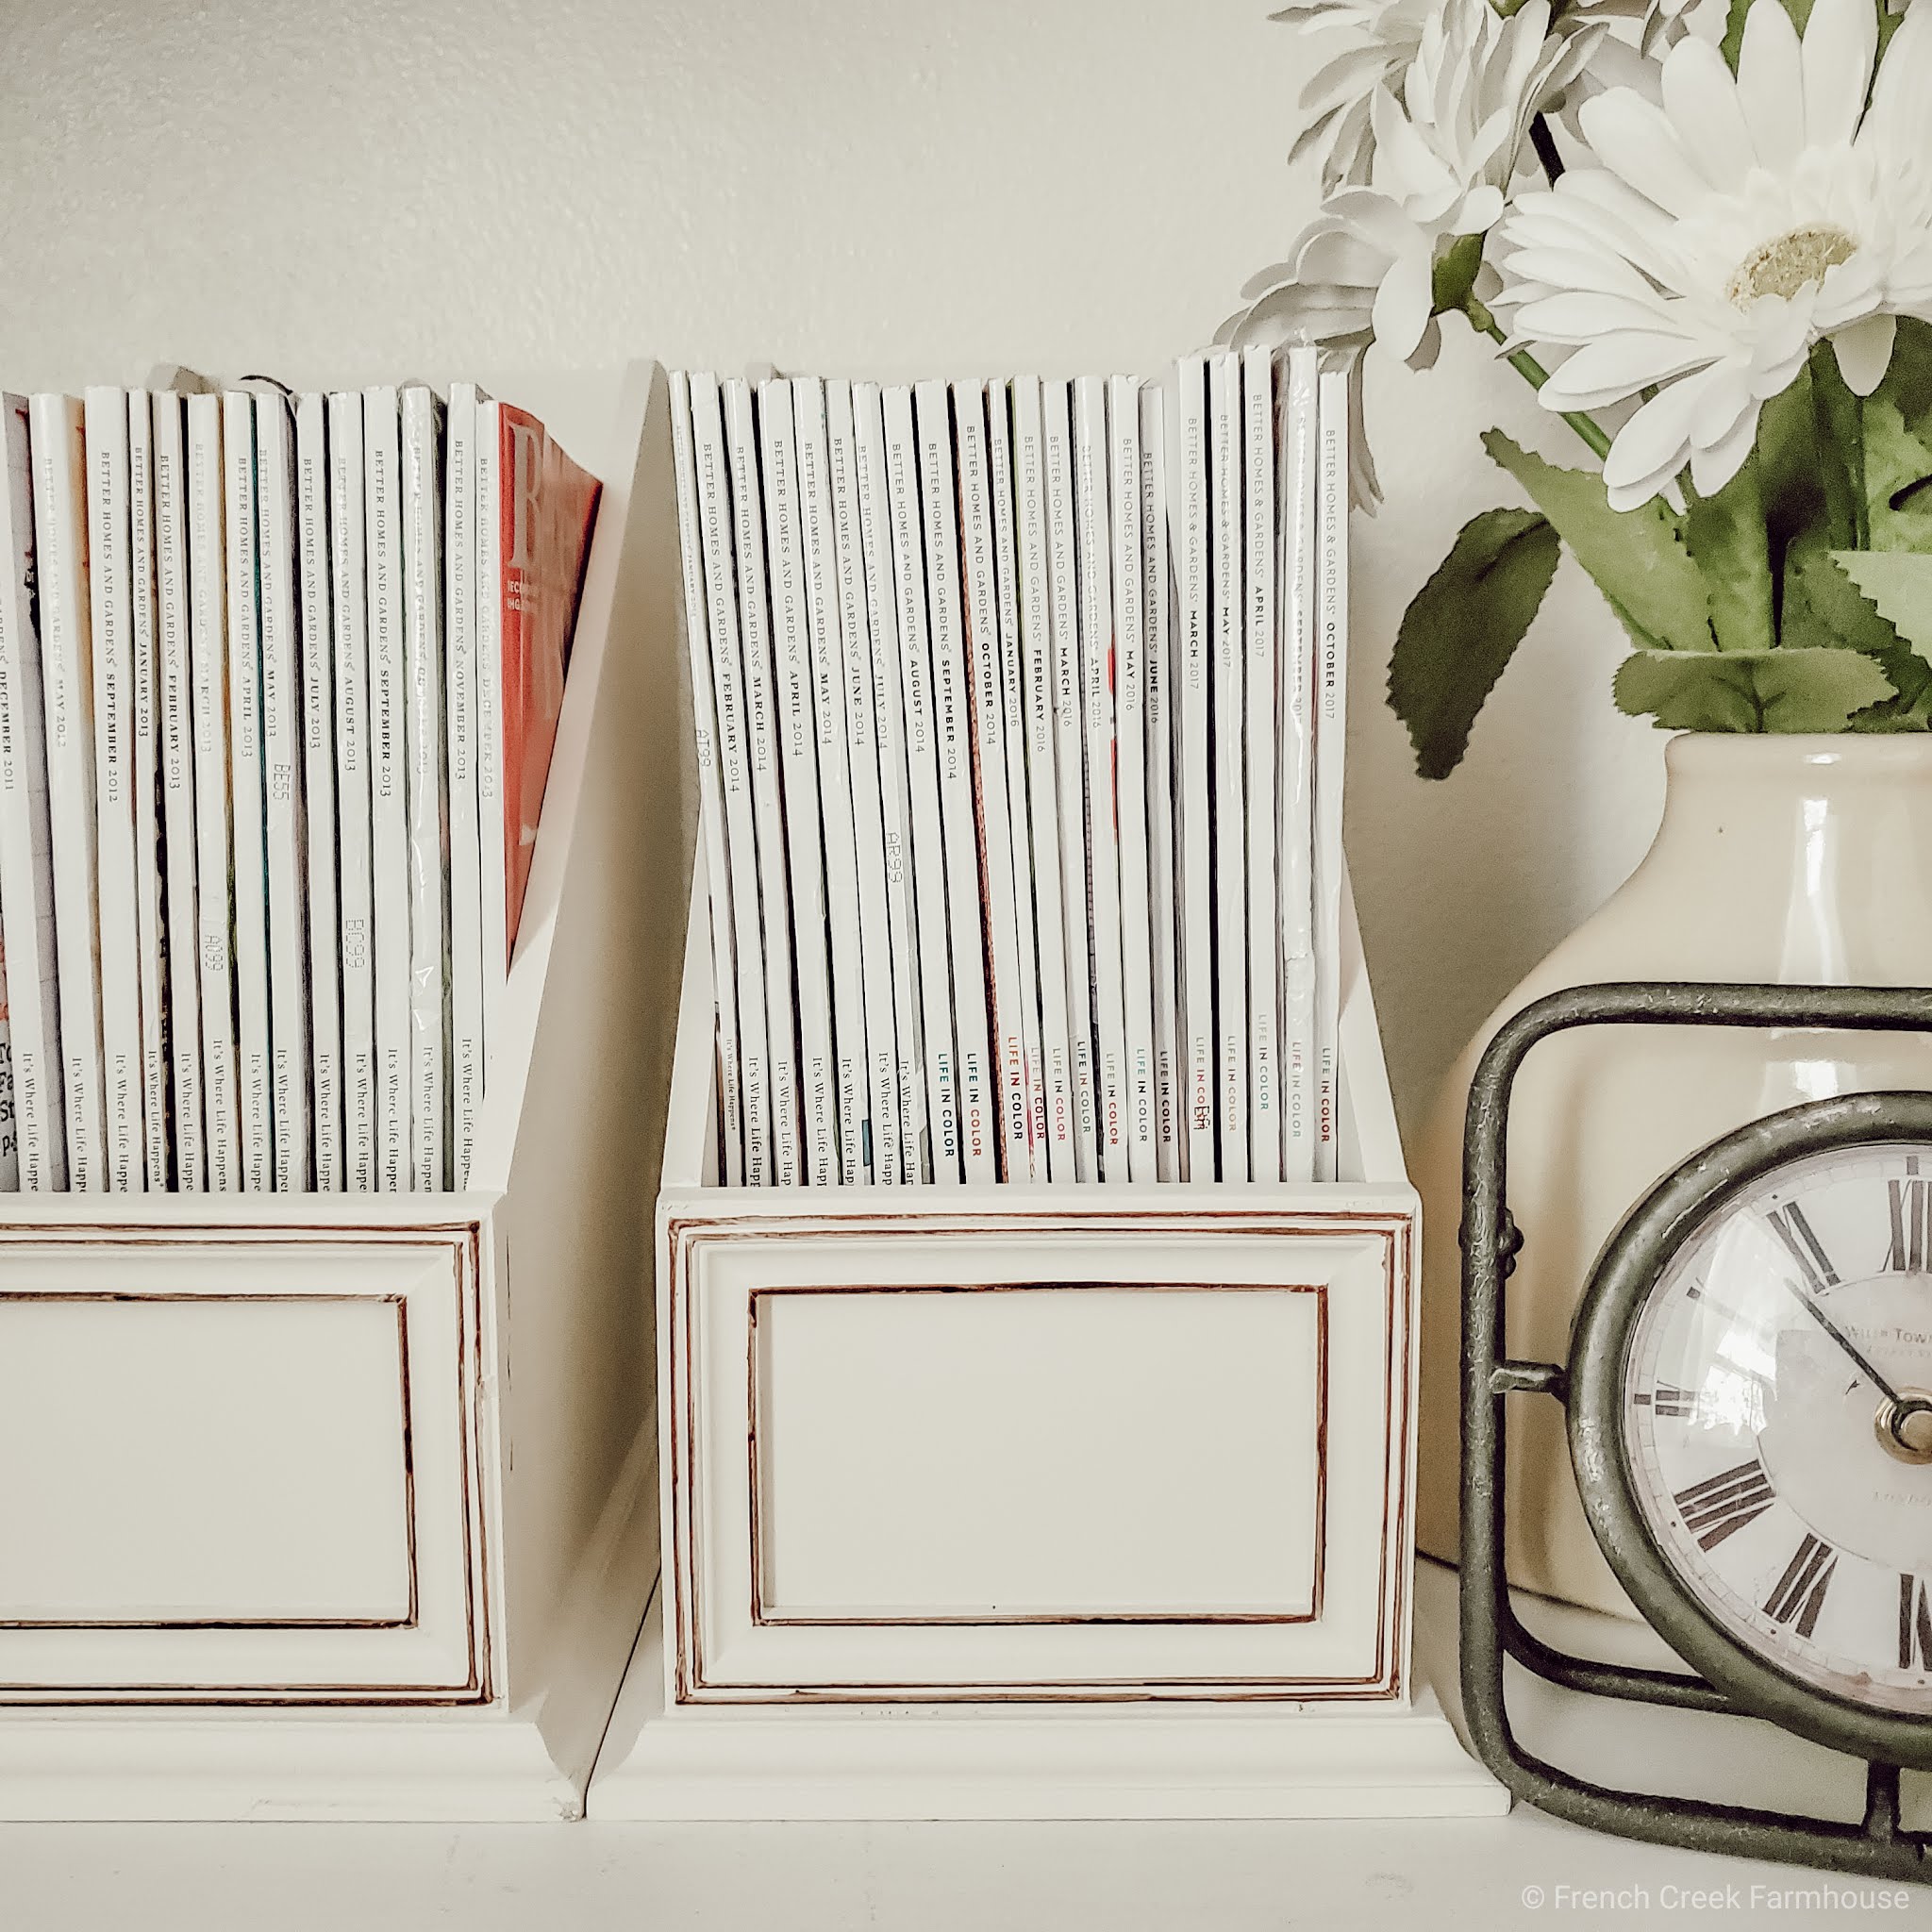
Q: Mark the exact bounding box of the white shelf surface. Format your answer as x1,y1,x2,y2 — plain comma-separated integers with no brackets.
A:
7,1561,1920,1928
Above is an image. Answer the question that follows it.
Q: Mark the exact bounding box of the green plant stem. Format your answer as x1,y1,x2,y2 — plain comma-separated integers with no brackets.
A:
1463,292,1613,462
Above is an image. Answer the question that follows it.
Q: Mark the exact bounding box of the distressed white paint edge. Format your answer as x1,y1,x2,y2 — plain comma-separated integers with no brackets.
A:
588,1598,1504,1822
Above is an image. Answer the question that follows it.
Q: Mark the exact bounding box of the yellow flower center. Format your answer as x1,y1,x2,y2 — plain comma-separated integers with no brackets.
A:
1725,224,1858,306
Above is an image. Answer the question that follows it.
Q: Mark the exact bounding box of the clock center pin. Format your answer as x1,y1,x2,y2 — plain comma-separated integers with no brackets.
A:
1878,1391,1932,1466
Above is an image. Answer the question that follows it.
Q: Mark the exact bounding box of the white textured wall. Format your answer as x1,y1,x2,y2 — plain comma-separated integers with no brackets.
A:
0,0,1665,1138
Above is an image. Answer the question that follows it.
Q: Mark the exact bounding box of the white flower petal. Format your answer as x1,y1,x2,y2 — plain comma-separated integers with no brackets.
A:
1577,91,1710,220
1371,243,1435,359
1800,0,1878,150
1859,0,1932,171
1737,0,1807,161
1602,384,1700,496
1660,36,1755,192
1690,403,1762,497
1537,332,1721,408
1832,310,1898,393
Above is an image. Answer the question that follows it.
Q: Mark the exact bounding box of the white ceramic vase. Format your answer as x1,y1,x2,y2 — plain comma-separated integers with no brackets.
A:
1413,733,1932,1618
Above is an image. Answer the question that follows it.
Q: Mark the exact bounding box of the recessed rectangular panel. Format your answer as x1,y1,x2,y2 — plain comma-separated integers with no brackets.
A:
0,1296,412,1624
754,1285,1324,1621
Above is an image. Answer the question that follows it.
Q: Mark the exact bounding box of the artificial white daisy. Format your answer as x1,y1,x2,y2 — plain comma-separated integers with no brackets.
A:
1499,0,1932,510
1236,0,1599,366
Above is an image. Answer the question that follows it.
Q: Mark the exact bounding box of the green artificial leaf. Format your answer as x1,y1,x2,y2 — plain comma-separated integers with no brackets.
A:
1683,453,1774,652
1882,318,1932,434
1614,646,1895,733
1836,551,1932,656
1861,395,1932,554
1388,507,1561,779
1483,431,1711,651
1810,341,1868,548
1787,544,1932,728
1431,232,1484,316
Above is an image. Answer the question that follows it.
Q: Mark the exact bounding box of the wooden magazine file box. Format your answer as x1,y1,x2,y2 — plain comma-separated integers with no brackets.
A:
591,564,1503,1822
0,363,687,1822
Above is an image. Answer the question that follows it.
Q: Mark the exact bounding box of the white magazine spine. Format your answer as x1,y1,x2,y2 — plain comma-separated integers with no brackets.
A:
669,375,745,1185
127,391,170,1188
443,383,484,1189
1278,349,1320,1183
1208,352,1247,1183
1013,378,1074,1183
1107,376,1157,1182
724,378,802,1186
153,393,201,1190
852,382,928,1182
32,393,107,1191
401,385,447,1191
689,375,768,1185
914,381,994,1184
84,386,145,1189
186,393,239,1191
256,392,310,1191
760,380,837,1188
0,394,64,1188
296,392,342,1191
793,378,868,1186
1041,379,1099,1182
363,386,410,1191
953,383,1028,1180
224,390,272,1191
475,399,508,1125
329,391,377,1191
985,385,1046,1179
882,383,959,1183
1243,346,1282,1183
1140,386,1180,1184
1167,358,1216,1183
1312,367,1352,1183
825,378,901,1186
1073,377,1128,1184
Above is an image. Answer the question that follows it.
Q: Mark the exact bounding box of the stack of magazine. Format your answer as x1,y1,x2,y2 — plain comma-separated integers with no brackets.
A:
672,349,1350,1189
0,377,600,1194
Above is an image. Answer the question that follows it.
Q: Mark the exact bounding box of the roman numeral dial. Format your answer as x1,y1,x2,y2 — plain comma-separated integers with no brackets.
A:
1763,1534,1837,1638
1888,1169,1929,1274
1766,1201,1839,1293
1674,1457,1776,1551
1900,1576,1932,1671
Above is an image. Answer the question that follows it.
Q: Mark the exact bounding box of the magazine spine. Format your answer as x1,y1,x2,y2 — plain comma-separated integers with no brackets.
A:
852,382,928,1181
825,378,901,1185
1139,385,1180,1184
363,386,410,1191
1312,367,1351,1183
443,383,483,1188
296,391,341,1191
84,386,145,1189
914,380,994,1183
33,392,107,1191
1041,379,1099,1182
793,377,869,1186
1013,377,1074,1182
1108,375,1157,1181
127,391,170,1188
882,383,959,1182
1208,352,1247,1183
724,378,803,1186
1243,346,1282,1183
0,394,65,1188
329,391,376,1191
670,374,745,1185
401,385,448,1191
186,392,238,1191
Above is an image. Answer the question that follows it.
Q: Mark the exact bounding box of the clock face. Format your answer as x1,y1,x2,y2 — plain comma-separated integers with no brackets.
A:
1621,1139,1932,1719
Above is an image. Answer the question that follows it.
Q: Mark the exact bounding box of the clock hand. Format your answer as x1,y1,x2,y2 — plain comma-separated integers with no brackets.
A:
1770,1272,1907,1410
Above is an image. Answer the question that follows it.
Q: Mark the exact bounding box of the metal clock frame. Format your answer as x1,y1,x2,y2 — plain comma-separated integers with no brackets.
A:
1460,980,1932,1883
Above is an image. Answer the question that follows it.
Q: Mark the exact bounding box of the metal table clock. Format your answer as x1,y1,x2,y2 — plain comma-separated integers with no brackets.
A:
1461,981,1932,1883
